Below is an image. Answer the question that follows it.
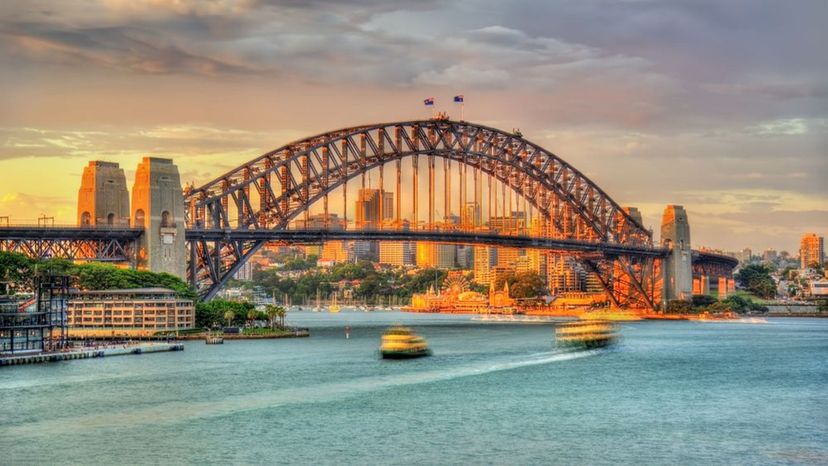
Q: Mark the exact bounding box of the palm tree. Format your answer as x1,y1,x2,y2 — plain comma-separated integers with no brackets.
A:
223,310,235,328
276,306,286,329
246,309,258,327
265,305,279,330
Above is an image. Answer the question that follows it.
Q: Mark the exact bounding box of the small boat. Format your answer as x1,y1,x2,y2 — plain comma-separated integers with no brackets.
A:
380,325,432,359
329,294,341,313
205,331,224,344
555,319,617,350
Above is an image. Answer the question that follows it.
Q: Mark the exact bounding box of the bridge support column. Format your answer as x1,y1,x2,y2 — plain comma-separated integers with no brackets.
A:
131,157,186,279
661,205,692,301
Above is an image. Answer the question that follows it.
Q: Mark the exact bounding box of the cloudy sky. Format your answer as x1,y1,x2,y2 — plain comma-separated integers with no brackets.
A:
0,0,825,253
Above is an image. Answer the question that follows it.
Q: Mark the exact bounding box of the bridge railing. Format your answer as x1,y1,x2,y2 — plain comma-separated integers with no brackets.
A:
0,223,142,230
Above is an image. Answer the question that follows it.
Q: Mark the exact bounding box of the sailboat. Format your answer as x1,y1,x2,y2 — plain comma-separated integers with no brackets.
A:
314,289,321,312
329,293,341,313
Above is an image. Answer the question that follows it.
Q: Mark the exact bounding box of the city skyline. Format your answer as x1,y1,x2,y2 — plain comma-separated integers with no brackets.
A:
1,1,826,253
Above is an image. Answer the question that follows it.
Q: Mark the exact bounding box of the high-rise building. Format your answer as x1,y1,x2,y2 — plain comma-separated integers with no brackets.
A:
800,233,824,269
547,255,581,293
489,211,526,233
355,189,394,229
462,202,482,229
379,242,416,266
292,213,345,230
473,246,496,284
416,242,455,269
762,249,778,264
320,241,349,263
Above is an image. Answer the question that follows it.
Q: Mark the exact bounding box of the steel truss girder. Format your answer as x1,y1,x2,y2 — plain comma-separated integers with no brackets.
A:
186,120,650,242
582,255,663,310
184,120,657,300
0,238,136,262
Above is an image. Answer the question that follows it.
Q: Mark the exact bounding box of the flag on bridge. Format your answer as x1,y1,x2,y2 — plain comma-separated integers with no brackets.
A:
423,97,434,106
453,95,464,103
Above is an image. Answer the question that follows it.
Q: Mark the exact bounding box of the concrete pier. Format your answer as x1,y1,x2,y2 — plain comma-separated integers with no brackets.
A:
0,342,184,367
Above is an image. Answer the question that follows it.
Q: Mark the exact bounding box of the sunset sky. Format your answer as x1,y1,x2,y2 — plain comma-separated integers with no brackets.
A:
1,0,825,253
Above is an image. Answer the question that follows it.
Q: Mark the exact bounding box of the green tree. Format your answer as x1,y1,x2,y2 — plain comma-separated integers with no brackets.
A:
735,264,777,299
692,294,717,308
508,271,547,298
224,310,235,327
666,300,693,313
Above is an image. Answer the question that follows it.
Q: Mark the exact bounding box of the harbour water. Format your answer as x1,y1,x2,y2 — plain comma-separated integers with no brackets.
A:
1,313,826,465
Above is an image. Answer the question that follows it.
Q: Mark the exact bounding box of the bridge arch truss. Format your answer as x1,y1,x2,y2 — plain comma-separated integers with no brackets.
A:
185,120,661,306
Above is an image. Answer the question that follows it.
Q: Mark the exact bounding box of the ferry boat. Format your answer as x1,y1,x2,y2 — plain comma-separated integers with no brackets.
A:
555,319,618,349
380,325,432,359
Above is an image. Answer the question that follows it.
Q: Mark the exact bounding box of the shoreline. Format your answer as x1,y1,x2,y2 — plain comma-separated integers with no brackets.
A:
0,342,184,367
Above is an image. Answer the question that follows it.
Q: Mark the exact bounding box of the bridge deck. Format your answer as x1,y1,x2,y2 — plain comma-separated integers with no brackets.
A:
185,229,668,257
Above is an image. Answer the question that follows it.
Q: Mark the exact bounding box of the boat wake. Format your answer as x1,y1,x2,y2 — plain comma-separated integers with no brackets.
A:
4,349,600,438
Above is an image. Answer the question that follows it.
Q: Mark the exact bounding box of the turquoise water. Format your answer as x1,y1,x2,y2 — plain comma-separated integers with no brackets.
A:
1,313,826,465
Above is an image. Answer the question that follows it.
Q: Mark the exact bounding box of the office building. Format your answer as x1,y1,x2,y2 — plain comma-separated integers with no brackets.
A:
800,233,824,269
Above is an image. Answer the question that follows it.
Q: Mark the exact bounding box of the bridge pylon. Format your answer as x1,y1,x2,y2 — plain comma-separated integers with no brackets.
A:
131,157,186,279
661,205,693,301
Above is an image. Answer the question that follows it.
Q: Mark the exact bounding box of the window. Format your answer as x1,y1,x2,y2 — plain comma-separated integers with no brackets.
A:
161,210,171,227
81,211,91,226
107,213,115,225
135,209,145,228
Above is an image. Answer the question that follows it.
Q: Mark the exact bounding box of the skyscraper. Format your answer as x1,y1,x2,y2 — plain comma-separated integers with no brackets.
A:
800,233,824,269
355,188,394,229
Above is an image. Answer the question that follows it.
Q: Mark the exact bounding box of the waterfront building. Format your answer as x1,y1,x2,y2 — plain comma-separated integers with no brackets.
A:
0,276,69,355
66,288,194,338
800,233,824,269
809,278,828,297
409,272,514,313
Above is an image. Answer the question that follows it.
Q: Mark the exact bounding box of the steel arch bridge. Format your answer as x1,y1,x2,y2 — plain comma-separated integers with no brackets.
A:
185,119,664,308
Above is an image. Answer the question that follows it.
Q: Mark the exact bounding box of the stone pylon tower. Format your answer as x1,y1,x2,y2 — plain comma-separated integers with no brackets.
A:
77,161,130,226
131,157,186,279
661,205,692,301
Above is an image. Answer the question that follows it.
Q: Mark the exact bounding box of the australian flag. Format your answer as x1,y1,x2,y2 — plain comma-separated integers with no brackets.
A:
454,95,464,103
423,97,434,106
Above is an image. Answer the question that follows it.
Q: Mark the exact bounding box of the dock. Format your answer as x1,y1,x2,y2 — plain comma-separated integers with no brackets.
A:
0,342,184,367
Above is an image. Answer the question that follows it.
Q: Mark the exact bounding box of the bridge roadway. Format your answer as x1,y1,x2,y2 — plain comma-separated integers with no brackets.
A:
0,226,740,266
186,228,668,257
0,225,738,269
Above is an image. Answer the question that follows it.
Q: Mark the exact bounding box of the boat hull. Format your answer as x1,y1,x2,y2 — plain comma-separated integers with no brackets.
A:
381,349,432,359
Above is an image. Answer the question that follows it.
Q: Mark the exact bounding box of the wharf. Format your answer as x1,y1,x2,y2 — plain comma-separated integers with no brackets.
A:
0,342,184,367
